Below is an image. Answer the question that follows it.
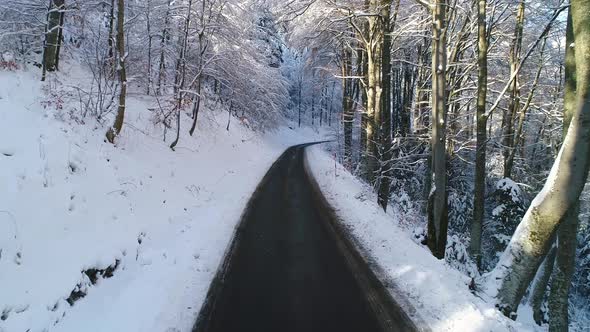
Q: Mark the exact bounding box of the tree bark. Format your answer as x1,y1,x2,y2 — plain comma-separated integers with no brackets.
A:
548,10,580,331
54,4,65,71
342,48,354,169
189,0,209,136
502,0,525,179
107,0,115,60
470,0,488,270
42,0,65,80
529,243,557,325
364,0,383,183
377,0,393,211
146,0,152,95
105,0,126,144
170,0,194,150
486,0,590,316
426,0,449,259
157,1,172,96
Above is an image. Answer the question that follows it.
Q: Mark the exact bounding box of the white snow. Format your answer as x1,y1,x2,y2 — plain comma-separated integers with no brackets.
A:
0,65,323,332
305,145,536,332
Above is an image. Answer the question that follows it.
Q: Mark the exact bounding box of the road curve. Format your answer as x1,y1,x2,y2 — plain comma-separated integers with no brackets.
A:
192,144,420,332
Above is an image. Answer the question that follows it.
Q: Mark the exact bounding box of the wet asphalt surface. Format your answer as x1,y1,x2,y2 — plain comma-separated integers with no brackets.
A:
193,145,418,332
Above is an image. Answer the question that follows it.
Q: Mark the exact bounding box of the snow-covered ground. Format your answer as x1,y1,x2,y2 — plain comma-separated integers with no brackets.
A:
0,66,324,332
305,145,537,332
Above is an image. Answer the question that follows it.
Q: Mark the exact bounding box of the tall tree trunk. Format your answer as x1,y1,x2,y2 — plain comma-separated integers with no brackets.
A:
170,0,193,150
502,0,525,179
427,0,449,259
529,243,557,325
377,0,393,211
107,0,115,60
342,48,354,169
328,80,335,127
146,0,152,95
41,0,65,80
189,0,209,136
485,0,590,316
364,0,383,182
470,0,488,270
504,38,547,175
105,0,126,144
54,4,65,71
358,38,368,165
548,10,580,331
157,1,172,96
298,73,303,127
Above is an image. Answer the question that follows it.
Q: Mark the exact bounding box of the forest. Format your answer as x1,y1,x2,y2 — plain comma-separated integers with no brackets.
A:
1,0,589,331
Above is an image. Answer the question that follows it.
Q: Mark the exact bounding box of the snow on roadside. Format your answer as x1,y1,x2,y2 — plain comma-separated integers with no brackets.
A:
305,145,535,332
0,66,323,332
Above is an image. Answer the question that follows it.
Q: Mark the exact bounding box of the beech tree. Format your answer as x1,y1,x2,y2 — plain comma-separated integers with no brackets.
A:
484,0,590,318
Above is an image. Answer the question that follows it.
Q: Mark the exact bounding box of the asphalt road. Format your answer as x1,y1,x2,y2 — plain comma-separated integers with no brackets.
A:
193,144,419,332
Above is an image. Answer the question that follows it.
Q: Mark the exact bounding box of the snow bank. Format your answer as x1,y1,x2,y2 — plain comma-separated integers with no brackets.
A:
0,66,323,332
305,145,535,332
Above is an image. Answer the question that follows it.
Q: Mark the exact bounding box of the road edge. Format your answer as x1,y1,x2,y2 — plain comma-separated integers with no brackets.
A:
302,146,432,332
191,146,296,332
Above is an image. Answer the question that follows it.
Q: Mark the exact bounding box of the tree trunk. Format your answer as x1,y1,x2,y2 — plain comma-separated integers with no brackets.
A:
107,0,115,60
504,38,547,176
358,38,368,166
548,10,579,331
146,0,152,95
486,0,590,316
342,48,354,169
189,78,202,135
189,0,209,136
298,74,303,127
328,80,335,127
41,0,65,80
105,0,126,144
157,1,172,96
529,243,557,325
548,206,578,331
54,4,65,71
426,0,449,259
502,0,525,179
470,0,488,270
170,0,193,150
365,2,383,183
377,0,393,211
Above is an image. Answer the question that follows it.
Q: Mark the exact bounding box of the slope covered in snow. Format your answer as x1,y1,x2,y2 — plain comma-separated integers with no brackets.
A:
0,66,323,332
305,145,537,332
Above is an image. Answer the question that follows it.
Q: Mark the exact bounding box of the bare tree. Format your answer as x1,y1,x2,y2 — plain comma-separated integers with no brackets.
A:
105,0,127,144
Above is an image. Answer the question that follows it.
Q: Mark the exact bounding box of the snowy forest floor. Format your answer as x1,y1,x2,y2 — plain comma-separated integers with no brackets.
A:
1,63,538,332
